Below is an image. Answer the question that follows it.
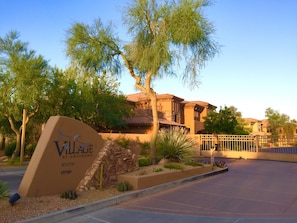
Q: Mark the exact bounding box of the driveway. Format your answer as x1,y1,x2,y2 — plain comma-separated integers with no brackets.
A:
59,159,297,223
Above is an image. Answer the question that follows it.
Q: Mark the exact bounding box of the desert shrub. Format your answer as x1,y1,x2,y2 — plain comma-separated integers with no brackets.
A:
25,143,37,157
0,180,9,199
214,161,226,168
156,127,196,162
152,168,163,172
184,159,204,167
138,157,150,167
163,163,184,170
116,136,130,149
117,181,132,192
140,141,150,156
106,136,112,141
4,141,17,157
7,157,21,166
60,190,78,200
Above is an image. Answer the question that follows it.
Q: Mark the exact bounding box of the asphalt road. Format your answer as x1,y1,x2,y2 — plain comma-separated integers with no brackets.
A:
58,159,297,223
0,166,26,195
2,160,297,223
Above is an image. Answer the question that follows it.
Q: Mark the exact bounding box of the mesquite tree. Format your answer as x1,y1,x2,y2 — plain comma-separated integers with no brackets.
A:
0,31,50,163
66,0,219,163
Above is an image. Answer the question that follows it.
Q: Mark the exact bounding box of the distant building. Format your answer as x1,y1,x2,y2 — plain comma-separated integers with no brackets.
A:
243,118,266,135
122,92,216,134
120,94,297,137
243,118,297,137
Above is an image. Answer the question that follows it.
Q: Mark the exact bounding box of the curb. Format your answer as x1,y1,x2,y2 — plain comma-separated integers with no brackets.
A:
19,167,228,223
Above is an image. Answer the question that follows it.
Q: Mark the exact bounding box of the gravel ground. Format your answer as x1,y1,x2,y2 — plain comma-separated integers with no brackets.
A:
0,186,122,223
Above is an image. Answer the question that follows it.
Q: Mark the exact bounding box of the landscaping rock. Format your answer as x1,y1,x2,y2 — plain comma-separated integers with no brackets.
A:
77,141,138,191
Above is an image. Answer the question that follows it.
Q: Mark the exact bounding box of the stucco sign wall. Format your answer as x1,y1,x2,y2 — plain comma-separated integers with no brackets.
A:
18,116,105,197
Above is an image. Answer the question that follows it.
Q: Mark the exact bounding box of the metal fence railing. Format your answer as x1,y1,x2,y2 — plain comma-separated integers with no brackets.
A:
197,134,256,152
195,134,297,153
258,135,297,148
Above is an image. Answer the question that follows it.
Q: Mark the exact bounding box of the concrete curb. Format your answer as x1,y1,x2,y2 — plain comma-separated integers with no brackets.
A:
19,167,228,223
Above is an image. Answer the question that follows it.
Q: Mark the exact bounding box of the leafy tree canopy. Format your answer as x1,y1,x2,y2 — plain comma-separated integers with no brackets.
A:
0,31,132,161
66,0,219,162
0,31,50,161
265,107,296,137
203,106,249,135
45,66,132,131
0,31,50,119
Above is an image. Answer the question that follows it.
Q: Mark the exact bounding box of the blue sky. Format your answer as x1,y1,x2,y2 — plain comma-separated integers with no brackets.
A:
1,0,296,120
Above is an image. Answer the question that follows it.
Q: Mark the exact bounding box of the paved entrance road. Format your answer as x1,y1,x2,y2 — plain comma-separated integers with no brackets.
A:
60,159,297,223
0,166,26,194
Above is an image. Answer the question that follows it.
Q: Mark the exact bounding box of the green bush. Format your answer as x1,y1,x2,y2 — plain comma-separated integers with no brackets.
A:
140,142,150,156
117,181,132,192
156,127,196,162
4,142,17,157
60,190,78,200
164,163,184,170
152,168,163,172
116,136,130,149
7,157,20,166
184,159,204,167
25,143,37,157
138,157,150,167
0,180,9,199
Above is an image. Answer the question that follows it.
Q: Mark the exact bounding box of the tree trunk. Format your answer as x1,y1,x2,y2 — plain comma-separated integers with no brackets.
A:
147,89,159,164
20,108,27,165
121,54,160,164
6,115,21,161
0,134,5,151
7,108,37,162
11,132,21,160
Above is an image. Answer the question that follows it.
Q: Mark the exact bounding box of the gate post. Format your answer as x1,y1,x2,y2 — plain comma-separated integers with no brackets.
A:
255,135,259,153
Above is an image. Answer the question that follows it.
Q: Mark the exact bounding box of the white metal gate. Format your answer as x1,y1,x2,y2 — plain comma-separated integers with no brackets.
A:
194,134,257,152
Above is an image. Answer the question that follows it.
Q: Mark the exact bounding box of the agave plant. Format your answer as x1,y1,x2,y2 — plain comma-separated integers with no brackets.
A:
156,127,196,162
0,180,9,199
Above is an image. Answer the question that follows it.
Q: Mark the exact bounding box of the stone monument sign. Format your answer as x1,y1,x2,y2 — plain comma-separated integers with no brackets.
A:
18,116,105,197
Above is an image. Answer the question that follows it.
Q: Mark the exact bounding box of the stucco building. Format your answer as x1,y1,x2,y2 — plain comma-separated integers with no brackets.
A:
122,92,216,134
244,118,297,137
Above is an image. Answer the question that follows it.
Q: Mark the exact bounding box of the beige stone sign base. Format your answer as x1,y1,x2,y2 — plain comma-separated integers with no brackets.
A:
18,116,105,197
